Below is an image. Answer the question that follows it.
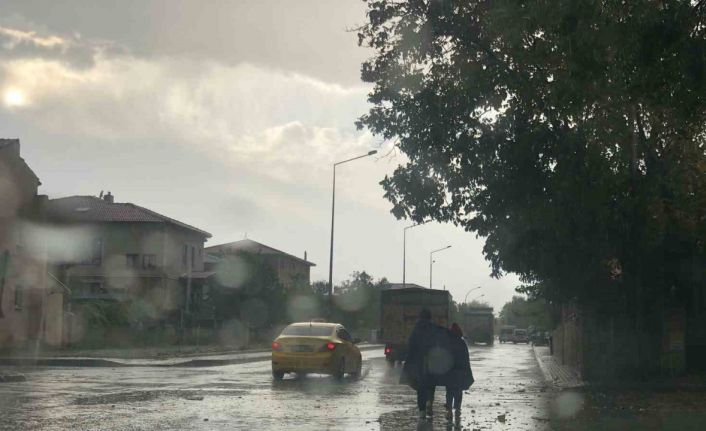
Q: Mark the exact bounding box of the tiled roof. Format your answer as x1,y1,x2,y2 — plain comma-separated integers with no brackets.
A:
205,238,315,266
387,283,428,290
47,195,211,237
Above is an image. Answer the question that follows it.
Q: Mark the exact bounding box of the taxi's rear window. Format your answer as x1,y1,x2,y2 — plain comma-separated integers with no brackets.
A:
282,325,333,336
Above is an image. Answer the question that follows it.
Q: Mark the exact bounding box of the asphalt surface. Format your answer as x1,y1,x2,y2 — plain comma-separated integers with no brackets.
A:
0,344,383,368
0,342,552,430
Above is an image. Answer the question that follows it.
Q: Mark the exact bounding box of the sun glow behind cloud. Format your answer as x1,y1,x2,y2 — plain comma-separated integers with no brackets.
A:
3,88,25,107
0,16,521,309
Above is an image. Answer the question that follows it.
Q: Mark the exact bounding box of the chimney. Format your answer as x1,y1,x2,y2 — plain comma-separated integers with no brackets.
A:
103,191,114,203
304,251,308,261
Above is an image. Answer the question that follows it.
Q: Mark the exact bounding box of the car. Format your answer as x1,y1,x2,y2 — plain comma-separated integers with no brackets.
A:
499,326,515,343
512,328,529,344
271,322,362,380
530,330,550,346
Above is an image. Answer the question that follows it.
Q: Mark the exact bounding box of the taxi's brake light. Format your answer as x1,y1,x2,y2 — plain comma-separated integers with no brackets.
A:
272,341,282,351
384,347,392,354
326,342,336,351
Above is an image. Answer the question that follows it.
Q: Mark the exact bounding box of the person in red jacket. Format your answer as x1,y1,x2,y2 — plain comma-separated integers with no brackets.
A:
444,322,474,420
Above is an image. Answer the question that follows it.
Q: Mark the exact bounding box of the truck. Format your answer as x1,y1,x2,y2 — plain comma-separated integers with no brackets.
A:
380,287,451,365
499,325,516,343
460,307,494,345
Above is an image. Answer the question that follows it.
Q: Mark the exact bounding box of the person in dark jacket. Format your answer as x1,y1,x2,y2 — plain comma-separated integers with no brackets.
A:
401,308,441,419
443,323,474,419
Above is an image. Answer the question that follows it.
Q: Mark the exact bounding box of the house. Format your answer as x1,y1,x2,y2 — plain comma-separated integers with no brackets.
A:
205,239,315,287
0,139,63,348
46,193,211,328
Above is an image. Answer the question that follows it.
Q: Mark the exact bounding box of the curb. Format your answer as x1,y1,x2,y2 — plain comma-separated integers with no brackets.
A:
531,344,555,386
0,344,384,368
531,344,584,390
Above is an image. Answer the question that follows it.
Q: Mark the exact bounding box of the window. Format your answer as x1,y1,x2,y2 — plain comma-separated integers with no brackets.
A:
126,254,140,268
77,238,103,265
191,246,196,268
14,284,23,309
182,244,188,268
337,328,352,342
91,239,103,265
80,282,106,297
281,325,334,337
142,254,157,269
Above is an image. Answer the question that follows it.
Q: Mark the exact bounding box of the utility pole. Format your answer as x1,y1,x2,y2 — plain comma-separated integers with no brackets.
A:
403,221,429,288
429,245,451,289
328,150,377,316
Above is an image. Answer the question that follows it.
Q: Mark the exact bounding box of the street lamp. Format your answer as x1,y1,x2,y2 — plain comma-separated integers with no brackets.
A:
403,221,429,288
464,286,482,303
429,245,451,289
471,293,485,303
328,150,378,306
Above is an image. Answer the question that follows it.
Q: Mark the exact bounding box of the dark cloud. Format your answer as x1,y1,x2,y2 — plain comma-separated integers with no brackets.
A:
0,18,128,70
0,0,369,85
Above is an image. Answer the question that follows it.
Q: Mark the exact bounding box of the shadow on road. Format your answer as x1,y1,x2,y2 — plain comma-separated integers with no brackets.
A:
269,365,374,395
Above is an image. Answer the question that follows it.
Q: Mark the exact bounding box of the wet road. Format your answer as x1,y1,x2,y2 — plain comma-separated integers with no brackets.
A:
0,342,550,430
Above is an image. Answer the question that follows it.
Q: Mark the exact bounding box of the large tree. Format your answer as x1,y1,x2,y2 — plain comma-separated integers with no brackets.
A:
498,296,553,330
358,0,706,314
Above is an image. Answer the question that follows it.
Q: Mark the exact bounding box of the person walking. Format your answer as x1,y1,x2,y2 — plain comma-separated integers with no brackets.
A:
443,322,474,420
400,308,440,419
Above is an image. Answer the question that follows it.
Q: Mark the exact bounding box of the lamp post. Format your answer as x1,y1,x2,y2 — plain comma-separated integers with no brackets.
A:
471,293,485,303
403,221,429,288
429,245,451,289
464,286,482,303
328,150,378,309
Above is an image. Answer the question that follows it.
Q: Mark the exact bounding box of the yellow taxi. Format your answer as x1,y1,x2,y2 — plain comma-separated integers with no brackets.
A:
271,322,362,380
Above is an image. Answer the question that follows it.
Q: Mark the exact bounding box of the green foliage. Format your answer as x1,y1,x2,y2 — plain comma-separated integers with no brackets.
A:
358,0,706,310
315,271,392,333
311,280,329,296
498,296,553,330
81,300,131,327
210,251,287,330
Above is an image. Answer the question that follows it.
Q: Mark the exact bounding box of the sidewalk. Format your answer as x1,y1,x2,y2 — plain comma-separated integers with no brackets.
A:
0,343,384,368
532,344,583,389
531,345,706,391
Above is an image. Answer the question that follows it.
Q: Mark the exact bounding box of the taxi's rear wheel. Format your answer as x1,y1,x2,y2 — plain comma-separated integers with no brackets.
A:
272,370,284,380
333,358,345,380
350,357,362,379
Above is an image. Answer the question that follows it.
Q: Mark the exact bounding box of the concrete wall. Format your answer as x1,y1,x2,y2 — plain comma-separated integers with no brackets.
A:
272,256,310,287
60,222,205,277
553,301,676,380
687,285,706,372
552,303,584,377
0,139,48,349
163,224,206,275
44,292,63,347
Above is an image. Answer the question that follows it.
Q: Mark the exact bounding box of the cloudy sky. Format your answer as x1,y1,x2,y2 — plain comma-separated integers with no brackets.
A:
0,0,520,311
